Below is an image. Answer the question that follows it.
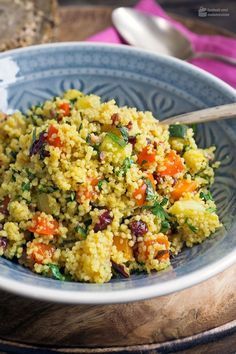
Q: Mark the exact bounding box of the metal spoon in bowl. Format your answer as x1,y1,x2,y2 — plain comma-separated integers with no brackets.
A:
161,103,236,125
112,8,236,66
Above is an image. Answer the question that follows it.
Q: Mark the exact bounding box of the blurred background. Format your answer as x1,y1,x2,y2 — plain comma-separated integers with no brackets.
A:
0,0,235,52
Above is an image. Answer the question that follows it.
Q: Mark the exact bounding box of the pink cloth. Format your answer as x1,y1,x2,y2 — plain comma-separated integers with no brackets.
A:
88,0,236,88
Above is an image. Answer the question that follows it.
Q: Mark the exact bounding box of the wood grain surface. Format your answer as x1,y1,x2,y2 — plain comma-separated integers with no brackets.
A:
0,264,235,350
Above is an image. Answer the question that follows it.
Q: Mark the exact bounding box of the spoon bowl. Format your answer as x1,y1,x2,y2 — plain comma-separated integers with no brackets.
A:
112,7,193,60
112,7,236,66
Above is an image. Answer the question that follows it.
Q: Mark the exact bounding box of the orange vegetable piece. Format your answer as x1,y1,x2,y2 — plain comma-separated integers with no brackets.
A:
137,146,156,168
171,179,197,200
29,242,55,264
28,214,59,236
113,236,133,260
47,125,62,148
77,178,99,201
133,183,147,207
159,150,185,177
59,102,70,117
145,234,170,260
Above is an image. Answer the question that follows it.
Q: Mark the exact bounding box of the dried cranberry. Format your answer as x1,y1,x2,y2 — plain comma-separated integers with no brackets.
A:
0,196,10,216
94,210,113,232
129,220,148,238
0,237,8,250
128,136,136,147
153,141,158,149
153,172,162,185
172,178,178,186
29,131,49,160
111,113,119,125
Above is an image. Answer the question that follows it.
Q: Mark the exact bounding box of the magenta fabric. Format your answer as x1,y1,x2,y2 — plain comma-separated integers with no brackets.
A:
87,0,236,88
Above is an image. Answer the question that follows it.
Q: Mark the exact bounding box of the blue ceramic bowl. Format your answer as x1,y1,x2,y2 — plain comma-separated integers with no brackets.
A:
0,43,235,304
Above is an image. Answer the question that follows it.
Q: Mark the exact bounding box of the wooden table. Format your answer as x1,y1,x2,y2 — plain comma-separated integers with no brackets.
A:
0,2,236,353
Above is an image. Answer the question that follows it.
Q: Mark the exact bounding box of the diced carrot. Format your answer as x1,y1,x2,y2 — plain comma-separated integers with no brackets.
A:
145,173,156,189
133,183,147,207
47,125,62,148
158,150,185,177
113,236,133,260
171,179,197,200
145,234,170,260
29,242,55,264
77,178,99,202
59,102,70,117
137,146,156,168
28,214,59,236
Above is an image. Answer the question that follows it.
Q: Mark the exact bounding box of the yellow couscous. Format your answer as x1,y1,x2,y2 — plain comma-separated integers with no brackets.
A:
0,90,221,283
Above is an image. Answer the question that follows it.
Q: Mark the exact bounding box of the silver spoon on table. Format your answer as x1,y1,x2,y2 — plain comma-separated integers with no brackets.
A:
112,7,236,66
161,103,236,125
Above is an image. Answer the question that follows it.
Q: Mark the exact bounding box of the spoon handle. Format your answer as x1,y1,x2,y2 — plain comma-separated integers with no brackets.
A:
191,52,236,66
161,103,236,125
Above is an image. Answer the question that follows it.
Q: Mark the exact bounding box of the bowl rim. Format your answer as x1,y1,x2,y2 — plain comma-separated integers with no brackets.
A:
0,42,236,304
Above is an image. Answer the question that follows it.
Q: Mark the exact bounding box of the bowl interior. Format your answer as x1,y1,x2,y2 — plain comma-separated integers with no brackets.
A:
0,43,236,302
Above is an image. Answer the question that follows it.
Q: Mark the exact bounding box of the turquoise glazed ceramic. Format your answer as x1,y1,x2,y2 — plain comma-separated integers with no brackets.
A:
0,43,235,304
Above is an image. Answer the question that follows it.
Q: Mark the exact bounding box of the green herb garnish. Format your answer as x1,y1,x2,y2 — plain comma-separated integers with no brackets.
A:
145,178,156,202
69,191,76,202
48,264,65,281
107,132,126,147
98,179,107,191
185,218,198,233
160,197,168,206
207,207,217,213
144,201,168,220
21,181,31,192
169,124,188,138
118,157,133,176
200,191,213,201
160,220,170,233
75,225,87,239
118,126,129,143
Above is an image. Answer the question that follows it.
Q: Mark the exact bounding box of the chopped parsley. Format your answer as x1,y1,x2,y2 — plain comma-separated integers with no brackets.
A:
98,179,107,191
21,181,31,192
68,191,76,202
75,225,87,239
200,191,213,201
118,126,129,143
160,197,168,206
144,201,168,220
207,207,217,213
145,178,156,202
48,264,65,281
160,220,170,233
185,218,198,233
118,157,133,176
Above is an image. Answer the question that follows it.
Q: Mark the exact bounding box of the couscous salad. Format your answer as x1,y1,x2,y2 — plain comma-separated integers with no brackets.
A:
0,90,221,283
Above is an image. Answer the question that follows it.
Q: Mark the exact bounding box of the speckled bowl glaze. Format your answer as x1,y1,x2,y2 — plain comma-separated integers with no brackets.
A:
0,43,235,304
